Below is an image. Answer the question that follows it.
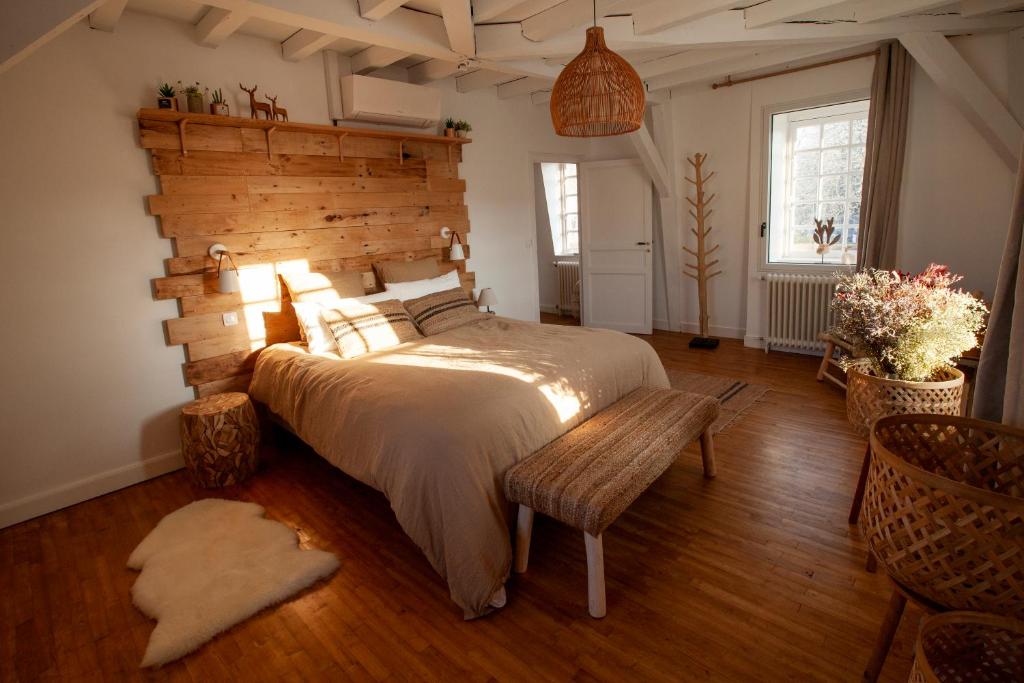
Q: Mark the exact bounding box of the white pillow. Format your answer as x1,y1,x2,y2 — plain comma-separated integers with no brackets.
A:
383,270,461,301
292,291,394,354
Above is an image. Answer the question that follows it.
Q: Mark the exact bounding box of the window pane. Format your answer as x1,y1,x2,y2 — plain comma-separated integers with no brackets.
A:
848,202,860,225
794,125,821,150
564,177,577,194
563,164,577,178
565,195,577,213
850,146,866,172
793,228,814,245
821,147,848,174
819,175,846,201
565,213,578,232
792,203,815,226
792,176,817,202
793,151,820,177
822,121,850,147
850,173,863,200
851,118,868,144
846,227,858,247
819,202,846,226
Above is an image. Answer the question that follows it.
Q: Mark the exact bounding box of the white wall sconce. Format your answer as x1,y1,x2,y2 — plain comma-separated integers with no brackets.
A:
208,243,240,293
440,226,466,262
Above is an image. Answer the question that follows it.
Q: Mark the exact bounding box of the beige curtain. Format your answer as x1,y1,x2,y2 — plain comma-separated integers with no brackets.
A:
973,139,1024,427
857,41,913,270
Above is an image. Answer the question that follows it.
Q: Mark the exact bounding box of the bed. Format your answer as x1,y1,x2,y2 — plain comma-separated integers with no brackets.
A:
248,316,669,618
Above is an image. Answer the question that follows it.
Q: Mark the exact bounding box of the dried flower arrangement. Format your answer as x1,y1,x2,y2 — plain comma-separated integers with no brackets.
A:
830,264,986,382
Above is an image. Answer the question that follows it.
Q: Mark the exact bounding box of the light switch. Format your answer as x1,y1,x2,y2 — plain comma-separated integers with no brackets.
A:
222,311,239,326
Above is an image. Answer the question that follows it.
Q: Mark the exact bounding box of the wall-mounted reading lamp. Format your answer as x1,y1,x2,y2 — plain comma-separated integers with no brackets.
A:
439,226,465,261
208,243,240,293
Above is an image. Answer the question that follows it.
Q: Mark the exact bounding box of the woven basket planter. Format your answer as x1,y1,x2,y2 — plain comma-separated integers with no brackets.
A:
910,611,1024,683
862,414,1024,616
846,363,964,437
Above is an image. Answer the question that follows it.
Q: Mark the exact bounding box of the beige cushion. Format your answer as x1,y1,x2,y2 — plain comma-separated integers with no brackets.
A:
375,257,440,284
280,271,365,305
403,287,488,336
321,299,422,359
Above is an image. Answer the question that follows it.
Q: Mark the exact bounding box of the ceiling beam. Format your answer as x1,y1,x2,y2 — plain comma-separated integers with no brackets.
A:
960,0,1024,16
628,123,672,198
359,0,407,21
350,45,409,74
850,0,954,23
473,0,529,22
440,0,475,55
455,68,517,92
744,0,855,29
195,8,249,48
1,0,104,75
521,0,652,43
635,47,752,79
496,75,553,98
475,0,564,22
407,58,461,83
632,0,747,35
88,0,128,32
282,29,336,61
899,31,1022,168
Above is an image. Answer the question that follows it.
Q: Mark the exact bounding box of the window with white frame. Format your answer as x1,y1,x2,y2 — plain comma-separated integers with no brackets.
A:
541,162,579,256
766,99,869,266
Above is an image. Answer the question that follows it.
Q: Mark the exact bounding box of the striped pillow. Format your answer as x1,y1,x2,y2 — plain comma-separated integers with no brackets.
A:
403,287,488,336
321,299,422,359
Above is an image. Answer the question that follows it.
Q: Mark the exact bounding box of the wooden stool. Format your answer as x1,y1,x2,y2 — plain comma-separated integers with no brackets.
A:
816,332,856,391
180,392,260,488
504,388,719,618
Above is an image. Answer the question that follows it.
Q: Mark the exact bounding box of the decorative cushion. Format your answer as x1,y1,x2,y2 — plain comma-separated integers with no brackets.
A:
280,271,365,305
374,257,440,284
383,270,461,302
292,292,394,354
321,298,422,359
403,287,488,336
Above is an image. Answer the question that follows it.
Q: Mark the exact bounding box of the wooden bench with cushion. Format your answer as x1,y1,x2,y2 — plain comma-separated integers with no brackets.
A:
503,387,720,618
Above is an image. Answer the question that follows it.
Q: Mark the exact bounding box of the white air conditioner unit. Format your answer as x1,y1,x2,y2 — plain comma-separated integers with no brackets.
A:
340,75,441,129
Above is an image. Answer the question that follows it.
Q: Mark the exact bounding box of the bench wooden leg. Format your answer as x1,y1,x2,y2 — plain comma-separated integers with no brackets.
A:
817,341,835,381
514,506,534,574
699,429,717,479
584,532,606,618
862,588,907,682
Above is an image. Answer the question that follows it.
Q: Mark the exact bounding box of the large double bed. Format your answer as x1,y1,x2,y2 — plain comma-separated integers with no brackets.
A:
249,316,669,617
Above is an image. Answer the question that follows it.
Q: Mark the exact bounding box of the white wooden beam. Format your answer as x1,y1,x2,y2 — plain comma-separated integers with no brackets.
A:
629,123,672,198
899,31,1022,168
474,0,528,22
455,68,516,92
350,45,408,74
440,0,475,55
851,0,953,23
359,0,406,21
1,0,103,75
195,8,249,48
88,0,128,32
635,47,752,79
475,0,564,22
282,29,336,61
322,49,350,121
407,58,461,83
649,101,682,332
521,0,653,43
633,0,747,35
744,0,855,29
496,75,553,98
960,0,1024,16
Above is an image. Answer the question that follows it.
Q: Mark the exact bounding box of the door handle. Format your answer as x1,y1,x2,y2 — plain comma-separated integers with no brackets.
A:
636,241,651,246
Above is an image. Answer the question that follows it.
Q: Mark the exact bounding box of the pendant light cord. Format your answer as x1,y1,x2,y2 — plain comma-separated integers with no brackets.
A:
593,0,596,27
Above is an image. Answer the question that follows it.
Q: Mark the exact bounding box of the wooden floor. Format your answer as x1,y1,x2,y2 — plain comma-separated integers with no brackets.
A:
539,311,580,326
0,332,919,682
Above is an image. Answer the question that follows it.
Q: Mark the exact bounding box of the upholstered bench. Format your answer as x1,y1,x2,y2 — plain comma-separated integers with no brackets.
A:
504,387,720,618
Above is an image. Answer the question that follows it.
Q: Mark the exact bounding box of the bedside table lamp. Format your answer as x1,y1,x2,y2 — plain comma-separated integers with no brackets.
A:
208,243,240,294
477,288,497,313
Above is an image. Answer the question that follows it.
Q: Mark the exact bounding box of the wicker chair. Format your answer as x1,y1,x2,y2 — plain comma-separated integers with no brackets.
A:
859,414,1024,682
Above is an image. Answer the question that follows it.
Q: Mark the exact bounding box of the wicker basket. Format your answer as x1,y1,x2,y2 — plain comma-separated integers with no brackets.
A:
862,414,1024,616
909,611,1024,683
846,363,964,437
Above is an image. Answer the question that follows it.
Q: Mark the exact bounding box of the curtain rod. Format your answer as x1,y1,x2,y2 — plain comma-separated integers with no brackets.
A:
711,49,880,90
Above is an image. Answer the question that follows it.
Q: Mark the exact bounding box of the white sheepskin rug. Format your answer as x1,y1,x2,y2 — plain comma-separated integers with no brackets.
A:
127,498,339,667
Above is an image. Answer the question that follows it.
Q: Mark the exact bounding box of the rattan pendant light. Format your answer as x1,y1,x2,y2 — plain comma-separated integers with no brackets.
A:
550,1,645,137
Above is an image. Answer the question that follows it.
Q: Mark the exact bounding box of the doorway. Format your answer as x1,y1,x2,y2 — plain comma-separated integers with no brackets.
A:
534,161,582,326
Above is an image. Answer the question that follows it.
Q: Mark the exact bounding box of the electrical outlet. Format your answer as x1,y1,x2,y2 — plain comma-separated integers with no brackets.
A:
222,311,239,326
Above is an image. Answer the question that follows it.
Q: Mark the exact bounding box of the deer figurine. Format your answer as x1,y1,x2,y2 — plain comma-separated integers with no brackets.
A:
239,84,272,120
266,95,288,122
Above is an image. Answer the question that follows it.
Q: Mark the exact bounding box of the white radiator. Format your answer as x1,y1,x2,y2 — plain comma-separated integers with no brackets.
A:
764,273,836,352
554,260,580,318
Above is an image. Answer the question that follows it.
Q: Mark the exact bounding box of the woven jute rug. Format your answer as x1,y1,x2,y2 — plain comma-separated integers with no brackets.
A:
666,369,770,434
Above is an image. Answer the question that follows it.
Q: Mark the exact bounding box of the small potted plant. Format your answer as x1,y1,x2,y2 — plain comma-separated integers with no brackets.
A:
209,88,229,116
183,82,203,113
157,83,177,110
443,117,456,137
454,120,472,138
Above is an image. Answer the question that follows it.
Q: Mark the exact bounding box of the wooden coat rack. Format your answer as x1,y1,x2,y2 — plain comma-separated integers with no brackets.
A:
684,153,722,349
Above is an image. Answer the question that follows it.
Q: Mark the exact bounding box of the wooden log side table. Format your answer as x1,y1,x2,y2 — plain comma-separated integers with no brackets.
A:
180,392,260,488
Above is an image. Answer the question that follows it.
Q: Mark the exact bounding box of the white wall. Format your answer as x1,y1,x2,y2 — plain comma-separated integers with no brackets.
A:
534,165,560,314
661,34,1017,344
0,10,599,527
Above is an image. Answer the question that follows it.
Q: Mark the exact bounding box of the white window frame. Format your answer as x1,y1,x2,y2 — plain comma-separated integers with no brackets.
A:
757,90,869,274
555,163,579,256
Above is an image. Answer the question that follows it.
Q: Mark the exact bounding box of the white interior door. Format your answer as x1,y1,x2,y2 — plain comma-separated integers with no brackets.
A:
580,159,653,333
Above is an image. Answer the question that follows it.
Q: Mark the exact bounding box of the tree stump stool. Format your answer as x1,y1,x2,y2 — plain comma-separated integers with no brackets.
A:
180,392,260,488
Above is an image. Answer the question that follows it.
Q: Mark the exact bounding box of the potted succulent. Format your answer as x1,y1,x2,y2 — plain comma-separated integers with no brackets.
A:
454,119,472,138
182,81,203,113
443,117,456,137
209,88,229,116
157,82,177,110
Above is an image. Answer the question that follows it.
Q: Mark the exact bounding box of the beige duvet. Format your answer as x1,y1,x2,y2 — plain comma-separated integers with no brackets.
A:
249,317,669,617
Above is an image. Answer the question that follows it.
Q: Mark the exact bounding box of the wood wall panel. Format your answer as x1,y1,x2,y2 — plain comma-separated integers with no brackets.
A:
139,109,473,394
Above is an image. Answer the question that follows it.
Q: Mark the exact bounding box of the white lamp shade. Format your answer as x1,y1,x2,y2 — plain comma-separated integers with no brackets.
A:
218,267,240,293
477,288,497,307
449,242,466,261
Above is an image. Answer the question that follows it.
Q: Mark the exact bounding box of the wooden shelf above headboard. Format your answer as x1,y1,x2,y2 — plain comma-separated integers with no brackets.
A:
138,110,473,397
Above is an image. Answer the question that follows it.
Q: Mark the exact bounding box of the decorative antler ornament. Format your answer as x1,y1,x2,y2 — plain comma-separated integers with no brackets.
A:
812,217,840,263
684,153,722,350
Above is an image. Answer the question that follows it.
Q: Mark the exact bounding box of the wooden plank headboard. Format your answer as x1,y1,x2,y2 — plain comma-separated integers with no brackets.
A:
139,109,473,398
